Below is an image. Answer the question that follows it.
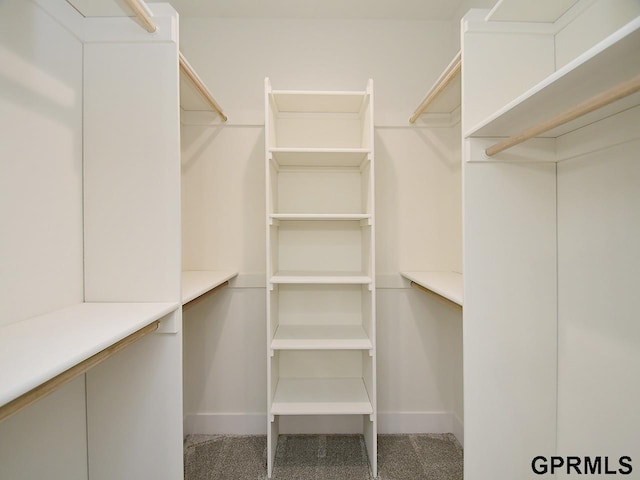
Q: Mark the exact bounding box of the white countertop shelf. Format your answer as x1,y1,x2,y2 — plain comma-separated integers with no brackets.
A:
271,325,373,350
181,270,238,305
270,91,367,113
271,377,373,415
271,271,372,285
270,148,370,167
486,0,579,23
0,302,178,407
401,271,463,306
466,18,640,139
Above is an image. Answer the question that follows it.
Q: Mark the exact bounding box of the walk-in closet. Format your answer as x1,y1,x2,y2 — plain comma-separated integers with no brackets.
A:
1,0,638,479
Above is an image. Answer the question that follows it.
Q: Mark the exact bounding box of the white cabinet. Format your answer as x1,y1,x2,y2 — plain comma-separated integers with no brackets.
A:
265,78,377,477
462,4,640,479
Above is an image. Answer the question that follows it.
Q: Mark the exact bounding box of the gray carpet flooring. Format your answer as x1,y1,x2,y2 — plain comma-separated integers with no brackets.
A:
184,434,463,480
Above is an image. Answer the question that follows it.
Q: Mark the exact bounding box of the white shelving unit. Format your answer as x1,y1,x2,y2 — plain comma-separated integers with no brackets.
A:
462,6,640,479
265,78,376,478
401,271,463,307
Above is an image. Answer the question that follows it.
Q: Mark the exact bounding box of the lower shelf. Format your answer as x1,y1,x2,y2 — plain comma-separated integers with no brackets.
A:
0,302,178,414
271,377,373,415
181,270,238,305
271,325,372,350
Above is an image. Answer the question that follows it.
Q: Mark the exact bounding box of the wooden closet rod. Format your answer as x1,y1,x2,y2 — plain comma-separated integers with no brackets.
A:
409,51,461,124
179,53,228,122
0,321,159,424
486,74,640,157
123,0,157,33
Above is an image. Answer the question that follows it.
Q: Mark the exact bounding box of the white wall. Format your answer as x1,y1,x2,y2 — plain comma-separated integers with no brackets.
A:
0,1,86,479
554,0,640,69
180,17,456,125
557,138,640,471
0,0,84,326
180,16,465,438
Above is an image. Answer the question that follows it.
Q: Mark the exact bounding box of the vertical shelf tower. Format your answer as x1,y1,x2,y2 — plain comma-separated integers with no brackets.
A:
265,78,376,477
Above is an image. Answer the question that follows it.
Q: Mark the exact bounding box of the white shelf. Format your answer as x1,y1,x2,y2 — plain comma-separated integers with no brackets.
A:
271,271,371,285
466,18,640,139
181,270,238,305
270,213,371,222
401,271,463,306
271,91,367,113
270,148,370,167
271,377,373,415
271,325,373,350
486,0,579,23
413,51,461,117
0,302,178,407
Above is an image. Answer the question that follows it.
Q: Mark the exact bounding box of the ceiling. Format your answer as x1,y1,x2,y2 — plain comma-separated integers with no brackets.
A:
148,0,495,21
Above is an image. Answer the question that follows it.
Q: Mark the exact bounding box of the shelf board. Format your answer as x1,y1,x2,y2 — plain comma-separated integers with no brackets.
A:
270,148,370,167
486,0,579,23
412,51,461,118
401,271,463,306
271,271,371,285
181,270,238,305
271,91,367,114
271,325,373,350
0,302,178,408
466,18,640,139
270,213,371,222
271,377,372,415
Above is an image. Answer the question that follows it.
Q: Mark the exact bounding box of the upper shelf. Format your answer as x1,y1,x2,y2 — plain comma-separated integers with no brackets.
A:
410,51,461,123
401,271,463,307
179,52,227,121
0,302,178,410
181,271,238,305
485,0,579,23
466,17,640,140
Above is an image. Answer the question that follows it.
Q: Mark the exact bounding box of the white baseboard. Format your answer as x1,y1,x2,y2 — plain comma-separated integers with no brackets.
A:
452,413,464,447
279,415,363,434
184,413,266,435
378,412,461,436
185,412,464,441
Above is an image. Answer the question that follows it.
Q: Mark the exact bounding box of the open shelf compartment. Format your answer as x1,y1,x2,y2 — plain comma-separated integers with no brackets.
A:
269,219,373,279
270,350,374,416
269,284,374,350
466,17,640,139
269,158,373,215
267,85,373,150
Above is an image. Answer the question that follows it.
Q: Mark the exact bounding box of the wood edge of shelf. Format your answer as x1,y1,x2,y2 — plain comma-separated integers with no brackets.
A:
401,272,463,308
182,279,235,309
181,271,238,306
0,320,159,424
